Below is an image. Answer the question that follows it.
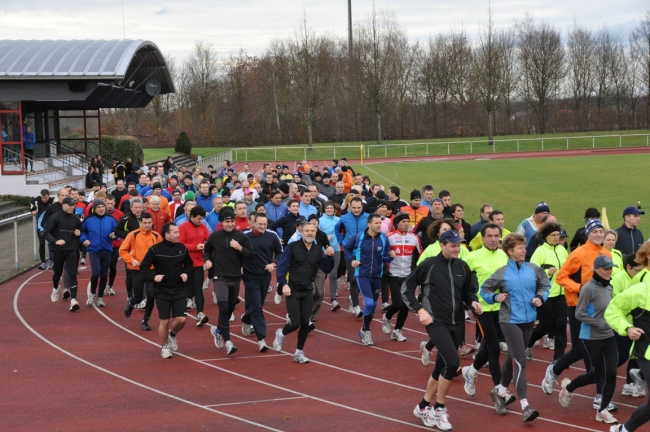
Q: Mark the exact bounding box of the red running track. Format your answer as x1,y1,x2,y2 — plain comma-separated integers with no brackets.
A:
4,264,642,431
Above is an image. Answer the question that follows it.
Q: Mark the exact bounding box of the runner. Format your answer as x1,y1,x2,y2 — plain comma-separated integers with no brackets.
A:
318,201,341,311
139,222,194,359
115,196,144,299
273,222,334,363
205,208,255,355
404,230,482,430
103,194,123,296
481,233,549,423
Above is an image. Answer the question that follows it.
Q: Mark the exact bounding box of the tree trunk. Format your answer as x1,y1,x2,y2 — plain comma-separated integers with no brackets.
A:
487,110,494,145
376,109,382,145
307,121,313,150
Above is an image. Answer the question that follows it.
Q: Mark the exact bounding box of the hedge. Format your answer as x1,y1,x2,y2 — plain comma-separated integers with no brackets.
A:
101,135,145,165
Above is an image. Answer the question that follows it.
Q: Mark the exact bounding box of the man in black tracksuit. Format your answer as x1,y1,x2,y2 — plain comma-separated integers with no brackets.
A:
44,197,83,311
140,222,193,359
615,206,645,260
205,208,255,355
273,222,335,364
115,197,143,298
241,213,283,352
403,230,482,430
31,188,53,269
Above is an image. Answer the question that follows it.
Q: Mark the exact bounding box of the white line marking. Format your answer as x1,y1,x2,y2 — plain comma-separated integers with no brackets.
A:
362,165,407,190
14,274,281,432
205,396,307,408
200,354,284,361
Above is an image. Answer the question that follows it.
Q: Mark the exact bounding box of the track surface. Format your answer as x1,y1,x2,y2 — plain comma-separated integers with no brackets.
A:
6,147,650,431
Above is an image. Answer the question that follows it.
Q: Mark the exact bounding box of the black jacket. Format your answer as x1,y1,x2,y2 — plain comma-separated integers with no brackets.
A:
204,228,255,279
402,253,478,326
140,239,193,294
616,224,645,259
276,239,334,291
269,212,299,244
570,227,588,251
43,211,82,252
414,214,444,250
41,201,63,227
243,230,283,274
30,196,53,217
115,212,141,239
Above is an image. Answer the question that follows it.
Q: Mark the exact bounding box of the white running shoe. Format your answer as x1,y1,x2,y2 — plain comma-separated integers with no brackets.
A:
196,312,209,327
499,342,508,352
274,292,282,304
242,322,254,337
596,409,618,424
139,299,146,309
202,277,210,290
420,341,431,366
293,350,310,363
168,331,178,352
51,288,60,303
543,336,555,350
382,313,391,334
381,302,389,311
105,285,115,296
212,291,218,304
462,366,477,396
413,405,436,427
186,298,194,309
273,328,285,352
161,345,172,359
542,364,557,395
267,285,273,293
354,305,363,318
225,340,238,355
558,378,573,408
69,299,80,311
330,300,341,311
622,383,643,397
87,293,95,307
258,339,269,352
229,313,235,322
434,407,452,431
348,295,354,313
359,328,373,346
465,310,470,320
210,326,224,349
630,368,647,397
96,297,105,307
391,329,407,342
80,258,86,265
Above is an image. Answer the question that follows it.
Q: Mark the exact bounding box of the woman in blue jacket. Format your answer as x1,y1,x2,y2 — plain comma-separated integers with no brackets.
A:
319,202,342,310
80,200,117,307
481,233,550,423
344,214,394,346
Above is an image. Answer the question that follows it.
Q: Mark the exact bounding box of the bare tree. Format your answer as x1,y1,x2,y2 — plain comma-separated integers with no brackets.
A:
391,36,419,138
223,49,255,146
419,39,441,137
593,28,616,126
185,41,219,144
449,29,473,136
517,17,565,134
631,11,650,128
567,22,597,131
609,33,628,129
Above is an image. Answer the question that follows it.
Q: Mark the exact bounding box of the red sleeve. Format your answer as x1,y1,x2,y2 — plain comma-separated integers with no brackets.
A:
179,223,202,251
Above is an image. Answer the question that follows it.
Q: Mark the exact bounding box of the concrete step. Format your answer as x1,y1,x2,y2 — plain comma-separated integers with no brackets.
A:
0,202,29,221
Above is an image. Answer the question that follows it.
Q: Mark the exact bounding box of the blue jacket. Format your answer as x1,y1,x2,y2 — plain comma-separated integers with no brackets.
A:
335,212,369,246
298,202,318,219
205,210,220,230
196,193,216,213
344,229,392,278
319,214,341,249
480,259,550,324
80,214,117,253
265,201,288,223
175,214,213,233
23,132,36,149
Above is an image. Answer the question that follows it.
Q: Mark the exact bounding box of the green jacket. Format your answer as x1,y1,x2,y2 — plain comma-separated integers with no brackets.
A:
529,242,569,298
464,247,508,312
612,269,635,298
631,268,649,285
610,248,624,277
605,281,650,360
417,240,469,265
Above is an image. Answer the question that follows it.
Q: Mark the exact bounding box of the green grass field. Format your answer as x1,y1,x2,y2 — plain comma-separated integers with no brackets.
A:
353,153,650,239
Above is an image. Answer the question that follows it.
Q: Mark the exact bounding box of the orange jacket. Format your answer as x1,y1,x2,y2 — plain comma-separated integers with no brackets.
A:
556,241,611,307
400,205,430,231
118,228,162,270
341,170,354,194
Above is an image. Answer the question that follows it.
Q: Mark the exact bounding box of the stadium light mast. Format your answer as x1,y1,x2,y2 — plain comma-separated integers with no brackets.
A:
348,0,353,56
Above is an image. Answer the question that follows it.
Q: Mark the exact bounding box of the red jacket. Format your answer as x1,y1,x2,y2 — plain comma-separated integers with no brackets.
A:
108,209,124,248
148,208,172,234
179,220,210,267
215,216,250,232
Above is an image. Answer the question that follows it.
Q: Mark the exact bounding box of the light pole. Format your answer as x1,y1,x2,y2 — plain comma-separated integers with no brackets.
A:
348,0,352,56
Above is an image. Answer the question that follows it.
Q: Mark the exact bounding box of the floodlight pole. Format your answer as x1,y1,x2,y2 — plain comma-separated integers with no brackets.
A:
348,0,353,56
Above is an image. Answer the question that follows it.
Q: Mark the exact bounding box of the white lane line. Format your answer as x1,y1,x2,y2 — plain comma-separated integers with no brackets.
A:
205,396,307,408
200,354,284,362
93,307,430,430
362,165,407,190
13,274,281,432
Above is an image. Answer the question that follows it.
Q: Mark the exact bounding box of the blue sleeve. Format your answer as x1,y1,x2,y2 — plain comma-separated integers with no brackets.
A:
344,234,357,263
334,218,344,245
319,252,334,274
202,219,213,234
276,244,292,286
38,212,45,232
80,219,91,244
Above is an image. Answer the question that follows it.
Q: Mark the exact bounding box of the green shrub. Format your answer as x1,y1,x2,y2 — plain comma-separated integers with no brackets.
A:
0,194,32,207
175,131,192,155
101,135,145,165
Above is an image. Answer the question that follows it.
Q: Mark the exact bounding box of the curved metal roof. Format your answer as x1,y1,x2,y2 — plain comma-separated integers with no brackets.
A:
0,39,174,94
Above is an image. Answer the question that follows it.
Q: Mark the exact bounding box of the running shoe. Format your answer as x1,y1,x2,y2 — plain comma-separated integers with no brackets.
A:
136,299,146,309
225,340,237,355
51,288,60,303
242,322,254,336
413,405,436,428
229,313,235,322
86,293,95,307
610,425,624,432
268,285,273,293
465,310,470,320
622,383,643,397
382,313,391,334
559,378,573,408
593,395,618,412
202,277,210,290
354,305,363,318
499,342,508,353
38,262,47,270
330,300,341,311
105,285,115,296
258,339,269,352
348,295,354,313
80,258,86,265
543,336,555,350
525,347,533,361
522,406,539,422
286,313,291,325
459,344,475,356
273,328,285,352
186,298,194,309
213,291,218,304
420,341,431,366
62,289,70,300
434,407,452,431
69,299,80,312
381,302,389,311
630,368,647,397
359,328,373,346
168,331,178,352
96,297,105,307
542,364,557,395
210,326,224,349
596,409,618,424
141,320,151,331
391,329,407,342
462,366,477,396
161,345,172,359
274,292,282,305
123,301,134,318
308,320,316,332
490,388,507,415
293,350,310,363
196,312,209,327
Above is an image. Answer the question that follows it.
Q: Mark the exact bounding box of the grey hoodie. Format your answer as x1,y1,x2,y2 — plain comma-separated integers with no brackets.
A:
575,277,614,340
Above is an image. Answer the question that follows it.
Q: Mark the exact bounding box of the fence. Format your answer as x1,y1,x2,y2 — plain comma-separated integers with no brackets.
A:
197,149,233,171
229,133,650,162
0,213,39,282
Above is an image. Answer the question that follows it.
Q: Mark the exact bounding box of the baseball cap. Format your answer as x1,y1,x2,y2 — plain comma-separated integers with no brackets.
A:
559,229,568,238
61,197,76,206
439,230,464,244
594,255,618,269
623,206,645,217
244,189,254,195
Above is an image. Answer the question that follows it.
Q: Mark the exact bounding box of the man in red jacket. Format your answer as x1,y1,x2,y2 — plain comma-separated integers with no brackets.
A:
179,205,210,325
148,196,172,234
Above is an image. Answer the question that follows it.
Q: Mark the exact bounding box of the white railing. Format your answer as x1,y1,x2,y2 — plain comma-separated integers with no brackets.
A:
0,212,38,271
197,149,233,171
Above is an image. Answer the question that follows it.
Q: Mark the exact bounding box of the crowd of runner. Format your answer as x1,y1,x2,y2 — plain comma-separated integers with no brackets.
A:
30,156,650,432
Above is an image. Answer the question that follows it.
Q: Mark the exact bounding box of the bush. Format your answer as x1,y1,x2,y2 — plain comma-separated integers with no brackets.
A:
101,135,145,165
175,131,192,155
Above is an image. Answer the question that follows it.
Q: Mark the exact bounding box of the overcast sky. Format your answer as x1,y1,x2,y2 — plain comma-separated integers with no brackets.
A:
1,0,648,63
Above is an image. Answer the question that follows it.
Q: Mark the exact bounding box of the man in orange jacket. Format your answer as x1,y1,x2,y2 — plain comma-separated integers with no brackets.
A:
400,190,430,232
120,213,162,331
